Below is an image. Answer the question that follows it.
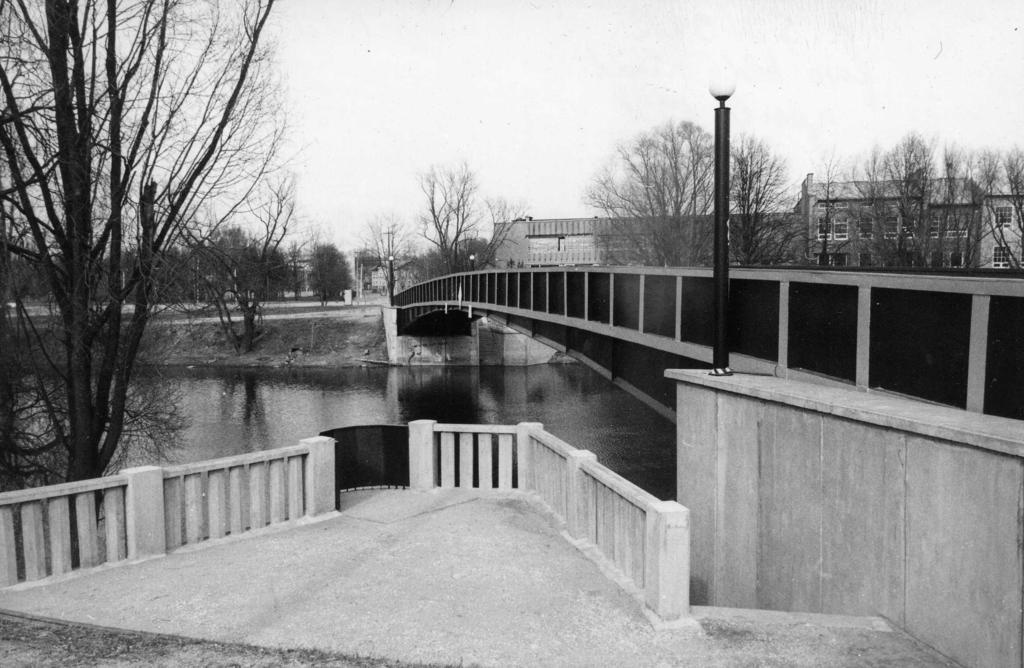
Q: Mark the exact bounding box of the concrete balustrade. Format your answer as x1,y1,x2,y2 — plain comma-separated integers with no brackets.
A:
408,420,692,623
0,437,336,588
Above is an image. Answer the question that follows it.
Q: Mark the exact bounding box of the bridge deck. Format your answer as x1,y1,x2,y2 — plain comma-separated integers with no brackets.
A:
0,489,949,666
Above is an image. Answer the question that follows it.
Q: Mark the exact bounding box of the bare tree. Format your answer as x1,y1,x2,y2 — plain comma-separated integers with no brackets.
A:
729,135,801,265
197,177,295,353
980,146,1024,268
364,213,414,300
419,163,482,274
480,196,529,268
0,0,282,482
585,120,713,266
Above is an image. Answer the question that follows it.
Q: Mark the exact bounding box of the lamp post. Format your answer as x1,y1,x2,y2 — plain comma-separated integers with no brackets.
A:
469,253,476,271
387,254,395,306
710,77,735,376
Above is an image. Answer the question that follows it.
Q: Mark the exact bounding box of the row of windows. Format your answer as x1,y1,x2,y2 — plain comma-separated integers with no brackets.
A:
817,248,1014,268
816,251,969,268
818,217,971,241
817,201,1015,228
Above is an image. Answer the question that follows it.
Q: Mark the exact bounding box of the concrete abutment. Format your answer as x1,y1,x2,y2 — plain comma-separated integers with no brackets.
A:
383,306,562,366
668,368,1024,668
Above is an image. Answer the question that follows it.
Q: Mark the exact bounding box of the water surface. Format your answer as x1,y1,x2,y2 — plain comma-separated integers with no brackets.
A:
154,364,677,499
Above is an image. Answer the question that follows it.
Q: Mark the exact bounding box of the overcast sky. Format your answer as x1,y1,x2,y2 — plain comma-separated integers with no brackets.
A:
270,0,1024,250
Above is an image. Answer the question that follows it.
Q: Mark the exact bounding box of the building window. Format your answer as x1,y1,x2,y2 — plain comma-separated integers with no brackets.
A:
833,202,848,209
817,217,829,240
833,215,848,240
949,251,963,268
928,212,941,238
996,206,1012,228
818,252,848,266
557,236,566,251
929,252,944,268
884,217,898,239
858,252,873,266
993,246,1011,268
945,224,967,238
858,220,873,239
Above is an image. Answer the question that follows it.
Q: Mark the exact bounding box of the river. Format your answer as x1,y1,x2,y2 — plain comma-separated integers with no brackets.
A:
151,363,677,500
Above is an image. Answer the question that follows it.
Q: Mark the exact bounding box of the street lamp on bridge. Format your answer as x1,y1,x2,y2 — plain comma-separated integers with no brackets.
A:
709,76,735,376
469,253,476,271
387,254,395,306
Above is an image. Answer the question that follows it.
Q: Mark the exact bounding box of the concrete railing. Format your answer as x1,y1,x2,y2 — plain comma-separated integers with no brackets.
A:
0,436,335,588
408,420,691,622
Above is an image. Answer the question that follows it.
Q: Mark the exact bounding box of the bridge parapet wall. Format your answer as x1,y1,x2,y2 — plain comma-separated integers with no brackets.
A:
668,368,1024,667
397,267,1024,420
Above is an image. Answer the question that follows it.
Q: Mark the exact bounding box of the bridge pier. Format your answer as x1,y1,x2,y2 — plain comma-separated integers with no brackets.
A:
383,307,561,366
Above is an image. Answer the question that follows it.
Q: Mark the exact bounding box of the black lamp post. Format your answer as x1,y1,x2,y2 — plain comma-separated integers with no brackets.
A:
710,78,735,376
469,253,476,271
387,254,395,306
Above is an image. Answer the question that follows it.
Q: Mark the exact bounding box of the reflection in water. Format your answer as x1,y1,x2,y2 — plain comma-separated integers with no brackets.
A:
151,364,677,499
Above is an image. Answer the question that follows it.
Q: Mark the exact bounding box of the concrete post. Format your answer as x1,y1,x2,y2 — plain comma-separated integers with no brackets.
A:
409,420,438,489
301,436,336,515
516,422,544,491
644,500,691,621
565,450,597,540
121,466,166,560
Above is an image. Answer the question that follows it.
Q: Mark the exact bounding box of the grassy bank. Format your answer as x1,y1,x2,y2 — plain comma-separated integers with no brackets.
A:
140,305,389,368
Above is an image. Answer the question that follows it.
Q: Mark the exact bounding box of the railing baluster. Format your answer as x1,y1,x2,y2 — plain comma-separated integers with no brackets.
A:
208,469,227,539
497,434,513,489
477,434,493,490
228,466,245,534
287,456,304,519
440,432,455,488
103,487,126,562
249,462,268,529
458,433,474,488
0,506,17,585
184,473,204,544
21,501,46,580
164,476,183,549
269,459,286,523
48,496,72,576
75,493,99,568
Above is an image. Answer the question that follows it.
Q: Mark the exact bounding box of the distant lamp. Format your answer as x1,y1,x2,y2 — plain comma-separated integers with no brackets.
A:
709,77,735,376
387,254,395,306
469,253,476,271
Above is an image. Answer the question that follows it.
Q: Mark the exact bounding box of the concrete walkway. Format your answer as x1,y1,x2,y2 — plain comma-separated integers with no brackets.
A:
0,490,953,667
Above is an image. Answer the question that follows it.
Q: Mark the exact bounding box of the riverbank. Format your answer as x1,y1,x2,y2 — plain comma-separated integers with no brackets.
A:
140,304,389,369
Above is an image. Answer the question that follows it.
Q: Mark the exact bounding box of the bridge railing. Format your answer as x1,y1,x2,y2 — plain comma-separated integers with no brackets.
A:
408,420,690,622
395,266,1024,420
0,437,336,587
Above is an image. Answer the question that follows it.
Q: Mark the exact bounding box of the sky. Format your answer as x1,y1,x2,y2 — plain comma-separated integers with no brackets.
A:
269,0,1024,251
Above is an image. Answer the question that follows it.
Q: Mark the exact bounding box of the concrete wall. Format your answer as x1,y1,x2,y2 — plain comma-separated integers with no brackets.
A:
668,369,1024,668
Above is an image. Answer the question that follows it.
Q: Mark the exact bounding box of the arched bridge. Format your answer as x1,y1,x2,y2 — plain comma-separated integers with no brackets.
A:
395,266,1023,421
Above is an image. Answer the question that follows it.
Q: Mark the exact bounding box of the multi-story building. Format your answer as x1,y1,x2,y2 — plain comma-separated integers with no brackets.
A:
493,217,605,267
799,173,987,268
799,173,1020,269
493,216,709,267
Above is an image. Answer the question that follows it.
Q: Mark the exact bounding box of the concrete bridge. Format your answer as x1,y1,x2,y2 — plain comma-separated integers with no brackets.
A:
394,266,1023,421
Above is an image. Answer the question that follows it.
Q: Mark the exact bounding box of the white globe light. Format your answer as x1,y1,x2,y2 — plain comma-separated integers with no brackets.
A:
709,78,736,102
